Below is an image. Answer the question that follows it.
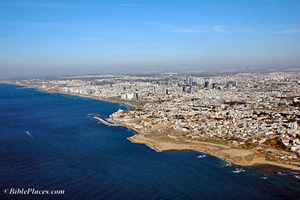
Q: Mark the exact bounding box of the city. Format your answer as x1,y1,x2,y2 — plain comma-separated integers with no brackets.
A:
1,0,300,198
8,71,300,170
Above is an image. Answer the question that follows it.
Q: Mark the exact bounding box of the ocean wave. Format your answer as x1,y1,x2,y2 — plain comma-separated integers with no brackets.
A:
294,175,300,179
277,171,299,177
233,167,245,173
197,154,207,159
225,161,232,167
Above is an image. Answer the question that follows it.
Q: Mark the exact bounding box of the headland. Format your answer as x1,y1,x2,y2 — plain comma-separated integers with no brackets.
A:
2,71,300,172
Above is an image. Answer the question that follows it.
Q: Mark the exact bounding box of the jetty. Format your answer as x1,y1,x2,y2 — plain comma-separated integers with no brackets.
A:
93,116,125,127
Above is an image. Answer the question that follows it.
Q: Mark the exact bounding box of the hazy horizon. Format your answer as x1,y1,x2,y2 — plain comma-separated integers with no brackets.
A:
1,0,300,77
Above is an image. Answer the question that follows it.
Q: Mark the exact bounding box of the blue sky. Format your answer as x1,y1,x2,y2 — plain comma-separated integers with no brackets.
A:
0,0,300,76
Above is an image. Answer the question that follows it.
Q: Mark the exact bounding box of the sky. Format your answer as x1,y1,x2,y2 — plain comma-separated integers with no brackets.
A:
0,0,300,77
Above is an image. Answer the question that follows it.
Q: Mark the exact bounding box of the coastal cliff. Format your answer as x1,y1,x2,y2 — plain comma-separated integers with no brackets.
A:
94,116,300,171
4,81,300,171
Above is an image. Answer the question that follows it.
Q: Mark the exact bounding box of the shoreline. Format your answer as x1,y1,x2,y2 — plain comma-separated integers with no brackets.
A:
2,81,300,172
94,117,300,171
127,132,300,171
0,81,139,108
93,116,300,172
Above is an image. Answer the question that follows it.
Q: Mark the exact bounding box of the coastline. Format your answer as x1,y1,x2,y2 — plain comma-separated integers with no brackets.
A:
2,81,300,172
127,133,300,171
0,81,139,108
93,115,300,172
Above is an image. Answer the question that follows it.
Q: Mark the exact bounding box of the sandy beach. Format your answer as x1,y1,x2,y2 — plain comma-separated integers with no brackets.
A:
91,114,300,171
127,132,300,171
3,81,300,171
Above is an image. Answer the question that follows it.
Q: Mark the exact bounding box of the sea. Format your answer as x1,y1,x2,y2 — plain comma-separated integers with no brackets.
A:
0,83,300,200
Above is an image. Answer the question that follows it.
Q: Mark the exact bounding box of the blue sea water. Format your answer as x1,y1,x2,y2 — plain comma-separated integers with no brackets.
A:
0,83,300,200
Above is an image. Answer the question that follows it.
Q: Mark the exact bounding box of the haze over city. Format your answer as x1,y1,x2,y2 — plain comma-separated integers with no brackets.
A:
0,0,299,77
1,1,300,199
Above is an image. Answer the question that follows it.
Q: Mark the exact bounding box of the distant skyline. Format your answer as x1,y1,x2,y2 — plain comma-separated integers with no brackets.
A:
0,0,300,77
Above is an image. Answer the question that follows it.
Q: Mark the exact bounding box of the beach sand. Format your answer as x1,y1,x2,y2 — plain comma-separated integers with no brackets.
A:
4,81,300,172
127,131,300,171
